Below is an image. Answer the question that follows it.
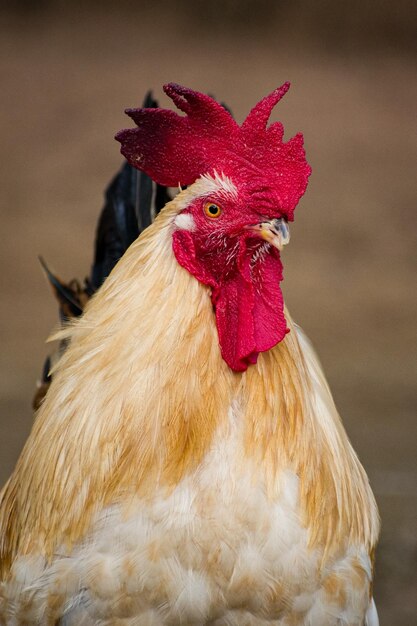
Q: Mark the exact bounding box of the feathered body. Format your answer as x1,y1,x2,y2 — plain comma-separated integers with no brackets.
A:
0,85,379,624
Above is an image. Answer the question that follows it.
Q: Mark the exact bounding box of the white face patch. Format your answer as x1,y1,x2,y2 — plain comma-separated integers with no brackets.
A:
174,213,196,231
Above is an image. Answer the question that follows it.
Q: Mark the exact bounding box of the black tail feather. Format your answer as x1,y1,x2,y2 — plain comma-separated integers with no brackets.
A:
39,256,84,317
90,91,170,291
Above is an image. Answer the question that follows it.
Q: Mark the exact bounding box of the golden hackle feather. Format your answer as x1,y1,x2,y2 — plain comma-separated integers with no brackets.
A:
0,192,236,576
242,323,379,562
0,185,378,581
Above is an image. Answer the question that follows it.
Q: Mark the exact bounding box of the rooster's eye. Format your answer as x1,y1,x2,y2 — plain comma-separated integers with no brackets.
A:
204,202,222,219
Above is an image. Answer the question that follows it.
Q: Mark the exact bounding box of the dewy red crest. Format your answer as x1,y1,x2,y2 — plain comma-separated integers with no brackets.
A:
116,83,312,370
116,82,311,220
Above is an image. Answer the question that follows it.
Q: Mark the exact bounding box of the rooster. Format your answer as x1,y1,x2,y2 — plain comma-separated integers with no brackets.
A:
0,83,379,625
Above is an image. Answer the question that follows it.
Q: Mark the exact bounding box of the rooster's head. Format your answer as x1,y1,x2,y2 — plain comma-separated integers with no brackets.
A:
116,83,311,371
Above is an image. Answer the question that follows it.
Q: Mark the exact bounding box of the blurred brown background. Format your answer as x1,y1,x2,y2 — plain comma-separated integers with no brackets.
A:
0,1,416,624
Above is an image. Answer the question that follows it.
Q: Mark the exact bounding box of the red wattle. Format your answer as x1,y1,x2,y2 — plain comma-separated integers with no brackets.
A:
173,231,288,372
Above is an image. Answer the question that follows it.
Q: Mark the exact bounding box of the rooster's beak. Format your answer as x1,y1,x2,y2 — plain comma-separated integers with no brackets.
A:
249,218,290,251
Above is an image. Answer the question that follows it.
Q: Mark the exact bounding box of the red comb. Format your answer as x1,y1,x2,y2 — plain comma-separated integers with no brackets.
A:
116,83,311,220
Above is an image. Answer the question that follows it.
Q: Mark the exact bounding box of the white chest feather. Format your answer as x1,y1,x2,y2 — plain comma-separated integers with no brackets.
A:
2,412,373,625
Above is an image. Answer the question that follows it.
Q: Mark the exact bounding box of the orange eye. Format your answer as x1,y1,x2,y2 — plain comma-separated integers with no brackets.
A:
204,202,222,218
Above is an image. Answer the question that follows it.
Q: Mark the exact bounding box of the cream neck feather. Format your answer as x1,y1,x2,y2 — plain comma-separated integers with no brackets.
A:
0,191,379,573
